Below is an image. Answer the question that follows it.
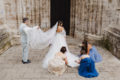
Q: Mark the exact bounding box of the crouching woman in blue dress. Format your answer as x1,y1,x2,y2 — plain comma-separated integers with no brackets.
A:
80,40,102,63
75,48,99,78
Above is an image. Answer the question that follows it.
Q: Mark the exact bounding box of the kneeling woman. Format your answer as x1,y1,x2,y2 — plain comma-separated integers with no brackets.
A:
75,48,99,78
48,46,68,76
80,40,102,63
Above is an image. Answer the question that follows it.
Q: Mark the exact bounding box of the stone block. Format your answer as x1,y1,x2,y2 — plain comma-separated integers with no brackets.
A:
0,26,11,55
101,26,120,59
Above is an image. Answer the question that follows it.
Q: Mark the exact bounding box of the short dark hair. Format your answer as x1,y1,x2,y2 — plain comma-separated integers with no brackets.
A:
60,46,67,53
23,18,29,23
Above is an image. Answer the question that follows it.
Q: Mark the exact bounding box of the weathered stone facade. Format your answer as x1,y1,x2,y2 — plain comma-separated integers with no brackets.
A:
4,0,50,31
0,27,11,55
0,0,120,58
70,0,120,58
70,0,120,41
1,0,120,37
101,26,120,59
0,0,11,55
0,0,50,54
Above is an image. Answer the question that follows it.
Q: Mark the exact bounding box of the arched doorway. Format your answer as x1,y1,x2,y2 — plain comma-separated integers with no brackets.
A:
51,0,70,35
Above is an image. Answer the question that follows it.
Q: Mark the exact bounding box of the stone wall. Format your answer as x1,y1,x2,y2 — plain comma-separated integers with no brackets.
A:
0,0,50,54
0,0,11,55
0,0,120,56
0,27,12,55
4,0,50,32
2,0,120,39
101,26,120,59
70,0,120,42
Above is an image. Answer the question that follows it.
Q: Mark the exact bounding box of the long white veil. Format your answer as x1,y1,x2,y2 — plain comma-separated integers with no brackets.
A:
25,22,79,68
25,22,58,49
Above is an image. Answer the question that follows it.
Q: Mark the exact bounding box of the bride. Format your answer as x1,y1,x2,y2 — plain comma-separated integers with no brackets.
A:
25,21,79,68
42,21,79,68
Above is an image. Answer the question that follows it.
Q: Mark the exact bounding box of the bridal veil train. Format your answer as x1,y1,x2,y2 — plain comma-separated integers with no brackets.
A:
24,23,58,49
24,22,79,68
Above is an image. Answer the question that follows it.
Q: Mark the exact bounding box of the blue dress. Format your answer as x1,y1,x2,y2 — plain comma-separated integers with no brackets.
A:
89,46,102,63
78,57,99,78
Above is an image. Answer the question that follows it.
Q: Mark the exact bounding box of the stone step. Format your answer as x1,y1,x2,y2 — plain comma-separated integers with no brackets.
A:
11,35,20,45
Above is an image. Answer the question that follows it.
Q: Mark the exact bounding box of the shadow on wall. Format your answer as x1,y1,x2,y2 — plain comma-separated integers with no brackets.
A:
100,26,120,59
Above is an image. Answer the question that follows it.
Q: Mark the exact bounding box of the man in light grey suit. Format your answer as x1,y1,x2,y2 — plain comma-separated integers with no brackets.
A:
19,18,39,64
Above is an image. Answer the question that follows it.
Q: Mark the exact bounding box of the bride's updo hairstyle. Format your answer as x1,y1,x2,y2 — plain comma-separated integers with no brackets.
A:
58,20,63,26
82,40,88,53
57,21,64,32
80,47,87,56
60,46,67,54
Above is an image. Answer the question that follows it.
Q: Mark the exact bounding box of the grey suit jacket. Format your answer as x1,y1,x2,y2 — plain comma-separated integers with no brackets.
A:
19,23,28,43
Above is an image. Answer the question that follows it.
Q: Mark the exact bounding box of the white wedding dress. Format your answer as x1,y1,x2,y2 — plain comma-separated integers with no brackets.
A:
24,22,79,68
42,25,79,68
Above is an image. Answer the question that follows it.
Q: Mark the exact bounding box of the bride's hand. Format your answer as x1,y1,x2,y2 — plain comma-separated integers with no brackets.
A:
37,26,40,29
75,60,80,64
75,60,78,63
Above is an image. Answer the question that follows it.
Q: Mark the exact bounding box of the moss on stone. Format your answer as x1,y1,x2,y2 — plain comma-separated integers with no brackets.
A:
100,37,113,51
0,41,11,55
